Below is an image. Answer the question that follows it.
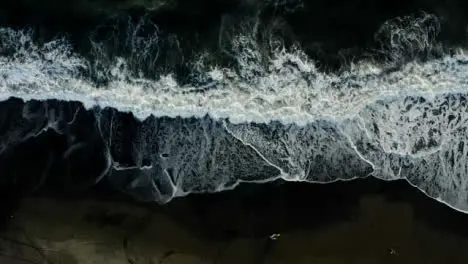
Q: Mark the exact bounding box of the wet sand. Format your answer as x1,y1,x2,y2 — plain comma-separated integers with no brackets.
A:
1,177,468,264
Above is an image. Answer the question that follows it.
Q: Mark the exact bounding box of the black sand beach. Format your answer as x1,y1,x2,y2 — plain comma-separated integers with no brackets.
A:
2,1,468,263
1,178,468,264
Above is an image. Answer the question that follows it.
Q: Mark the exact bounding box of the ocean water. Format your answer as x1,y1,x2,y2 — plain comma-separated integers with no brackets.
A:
2,0,468,214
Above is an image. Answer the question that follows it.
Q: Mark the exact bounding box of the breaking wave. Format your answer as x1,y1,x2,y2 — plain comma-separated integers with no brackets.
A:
2,12,468,212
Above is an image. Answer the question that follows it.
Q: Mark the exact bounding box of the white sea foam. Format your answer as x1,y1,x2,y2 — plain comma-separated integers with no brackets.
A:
0,14,458,124
2,14,468,210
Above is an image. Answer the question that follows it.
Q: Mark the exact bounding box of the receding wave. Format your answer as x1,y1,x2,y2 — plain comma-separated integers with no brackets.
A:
2,12,468,212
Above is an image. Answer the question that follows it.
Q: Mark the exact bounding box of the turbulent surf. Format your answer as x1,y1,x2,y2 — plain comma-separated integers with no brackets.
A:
2,7,468,213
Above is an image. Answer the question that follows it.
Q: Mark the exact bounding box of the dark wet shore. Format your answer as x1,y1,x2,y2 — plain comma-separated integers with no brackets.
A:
1,177,468,264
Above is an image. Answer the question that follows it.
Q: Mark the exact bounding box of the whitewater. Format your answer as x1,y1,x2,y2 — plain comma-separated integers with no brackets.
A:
2,13,468,212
